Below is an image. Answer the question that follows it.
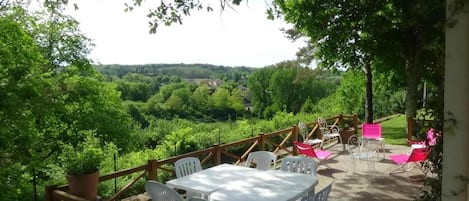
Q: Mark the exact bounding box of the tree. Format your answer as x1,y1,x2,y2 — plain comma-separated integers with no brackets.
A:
127,0,443,123
276,0,444,121
0,18,57,200
247,61,336,117
1,2,138,200
247,67,275,116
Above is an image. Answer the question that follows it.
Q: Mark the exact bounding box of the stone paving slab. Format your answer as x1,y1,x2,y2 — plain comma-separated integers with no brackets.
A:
314,143,425,201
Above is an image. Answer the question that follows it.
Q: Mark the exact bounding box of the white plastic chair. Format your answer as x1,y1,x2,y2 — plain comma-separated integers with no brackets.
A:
145,180,184,201
298,121,323,147
318,118,343,146
280,156,318,176
174,157,203,199
175,157,202,178
301,182,333,201
281,156,318,197
245,151,277,170
345,135,376,178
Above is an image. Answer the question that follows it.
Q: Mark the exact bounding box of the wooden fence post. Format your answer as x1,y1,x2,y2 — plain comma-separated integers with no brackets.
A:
258,133,265,151
407,117,414,146
147,160,157,181
45,185,57,201
353,115,359,134
213,144,222,165
339,114,344,127
293,125,299,142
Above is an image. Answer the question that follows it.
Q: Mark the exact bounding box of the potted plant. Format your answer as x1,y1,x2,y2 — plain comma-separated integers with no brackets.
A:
339,120,355,144
60,131,109,201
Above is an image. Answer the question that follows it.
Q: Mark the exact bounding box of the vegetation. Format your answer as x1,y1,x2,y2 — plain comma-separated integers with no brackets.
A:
0,0,445,201
126,1,445,200
60,131,117,176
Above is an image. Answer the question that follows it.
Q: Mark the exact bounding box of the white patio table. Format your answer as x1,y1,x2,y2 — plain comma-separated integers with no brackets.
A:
166,163,318,201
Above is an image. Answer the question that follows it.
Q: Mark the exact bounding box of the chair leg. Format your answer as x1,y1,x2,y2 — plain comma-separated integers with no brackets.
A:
390,163,415,175
365,160,376,180
389,164,406,175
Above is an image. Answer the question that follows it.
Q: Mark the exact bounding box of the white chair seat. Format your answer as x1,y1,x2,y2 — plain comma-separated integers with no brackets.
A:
304,139,323,145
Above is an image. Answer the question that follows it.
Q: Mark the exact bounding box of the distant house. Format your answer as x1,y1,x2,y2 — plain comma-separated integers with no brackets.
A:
205,79,223,88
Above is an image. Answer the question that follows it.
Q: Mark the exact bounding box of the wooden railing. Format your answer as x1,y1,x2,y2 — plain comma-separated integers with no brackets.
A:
406,117,434,145
45,114,358,201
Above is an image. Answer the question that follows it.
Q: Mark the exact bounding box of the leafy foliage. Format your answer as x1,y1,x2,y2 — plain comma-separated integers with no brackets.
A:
60,131,117,175
247,61,338,118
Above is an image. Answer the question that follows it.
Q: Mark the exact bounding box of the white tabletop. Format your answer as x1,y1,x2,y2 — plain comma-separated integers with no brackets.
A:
166,163,318,201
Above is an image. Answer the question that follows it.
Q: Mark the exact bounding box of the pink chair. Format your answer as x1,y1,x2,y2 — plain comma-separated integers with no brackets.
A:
361,123,385,159
389,147,429,175
293,141,332,168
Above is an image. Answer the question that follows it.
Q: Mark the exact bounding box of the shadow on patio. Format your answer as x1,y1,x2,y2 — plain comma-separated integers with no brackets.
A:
315,143,426,201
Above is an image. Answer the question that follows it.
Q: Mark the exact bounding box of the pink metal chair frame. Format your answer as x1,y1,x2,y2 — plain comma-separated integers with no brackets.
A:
389,147,429,175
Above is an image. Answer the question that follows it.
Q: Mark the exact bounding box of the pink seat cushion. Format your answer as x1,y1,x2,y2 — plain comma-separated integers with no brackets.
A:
390,148,428,165
294,141,332,160
390,154,409,165
315,150,332,160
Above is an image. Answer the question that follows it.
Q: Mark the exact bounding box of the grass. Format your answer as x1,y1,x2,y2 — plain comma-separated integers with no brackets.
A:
380,114,409,145
356,114,409,146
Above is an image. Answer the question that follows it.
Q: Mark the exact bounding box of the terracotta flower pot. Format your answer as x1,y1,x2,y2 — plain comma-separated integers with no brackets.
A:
340,129,356,144
66,170,99,201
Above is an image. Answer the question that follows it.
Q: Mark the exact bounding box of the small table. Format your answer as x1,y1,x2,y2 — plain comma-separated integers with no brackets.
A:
362,137,386,159
166,164,318,201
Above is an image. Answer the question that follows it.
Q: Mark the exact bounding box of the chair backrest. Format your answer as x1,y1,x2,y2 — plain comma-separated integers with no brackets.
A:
317,118,328,132
311,182,333,201
345,134,360,154
245,151,277,170
174,157,202,178
145,180,184,201
362,123,382,139
280,156,317,176
408,148,429,162
294,141,318,158
298,121,308,141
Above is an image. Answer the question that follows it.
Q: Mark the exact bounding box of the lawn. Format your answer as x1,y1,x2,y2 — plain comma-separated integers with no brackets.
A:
380,114,409,145
357,114,409,146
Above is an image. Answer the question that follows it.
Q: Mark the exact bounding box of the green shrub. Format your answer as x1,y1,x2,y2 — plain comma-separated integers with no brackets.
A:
60,130,117,175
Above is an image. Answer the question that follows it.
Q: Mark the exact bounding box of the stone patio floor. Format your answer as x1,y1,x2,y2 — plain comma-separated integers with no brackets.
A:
124,143,427,201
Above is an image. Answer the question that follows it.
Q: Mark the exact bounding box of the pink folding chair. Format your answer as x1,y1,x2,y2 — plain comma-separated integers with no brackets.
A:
294,141,332,168
361,123,385,159
389,147,429,175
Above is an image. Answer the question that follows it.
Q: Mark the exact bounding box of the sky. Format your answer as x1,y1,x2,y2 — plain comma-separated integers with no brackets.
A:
66,0,306,67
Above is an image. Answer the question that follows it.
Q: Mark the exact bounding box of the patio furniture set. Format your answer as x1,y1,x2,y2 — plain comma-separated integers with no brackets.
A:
144,120,433,201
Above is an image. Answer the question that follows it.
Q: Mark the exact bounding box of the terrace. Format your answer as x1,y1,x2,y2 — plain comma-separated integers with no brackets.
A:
47,114,427,201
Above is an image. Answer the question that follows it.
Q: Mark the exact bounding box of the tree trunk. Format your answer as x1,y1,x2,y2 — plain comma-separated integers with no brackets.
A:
364,62,373,123
405,51,422,119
